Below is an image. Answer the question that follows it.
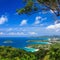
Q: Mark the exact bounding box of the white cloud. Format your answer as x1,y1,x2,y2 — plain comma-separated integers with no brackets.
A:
40,24,44,26
34,16,47,25
34,16,42,25
36,16,42,20
0,26,60,36
0,32,4,35
47,23,60,29
41,17,47,21
29,32,37,35
54,20,60,24
7,28,13,31
0,15,8,24
8,32,26,36
46,23,60,32
34,20,40,25
47,25,55,29
20,20,27,26
8,32,15,35
19,32,25,35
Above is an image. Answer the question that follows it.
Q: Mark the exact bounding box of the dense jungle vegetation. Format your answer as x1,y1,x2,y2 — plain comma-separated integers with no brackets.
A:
0,43,60,60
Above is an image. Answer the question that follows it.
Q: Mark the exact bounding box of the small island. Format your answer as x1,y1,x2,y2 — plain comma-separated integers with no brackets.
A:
3,40,13,43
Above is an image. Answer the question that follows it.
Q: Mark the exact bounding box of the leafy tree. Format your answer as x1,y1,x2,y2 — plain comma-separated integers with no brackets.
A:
49,47,60,60
17,0,60,16
0,46,60,60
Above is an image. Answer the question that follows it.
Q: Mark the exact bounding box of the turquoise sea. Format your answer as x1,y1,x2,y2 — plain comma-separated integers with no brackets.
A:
0,37,49,52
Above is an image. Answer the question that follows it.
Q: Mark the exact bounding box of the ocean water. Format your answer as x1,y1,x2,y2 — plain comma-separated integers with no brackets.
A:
0,37,49,49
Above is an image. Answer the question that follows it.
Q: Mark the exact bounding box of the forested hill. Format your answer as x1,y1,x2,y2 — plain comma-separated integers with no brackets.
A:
0,45,60,60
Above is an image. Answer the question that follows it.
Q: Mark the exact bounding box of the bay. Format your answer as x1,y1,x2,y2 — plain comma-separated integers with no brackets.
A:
0,37,49,49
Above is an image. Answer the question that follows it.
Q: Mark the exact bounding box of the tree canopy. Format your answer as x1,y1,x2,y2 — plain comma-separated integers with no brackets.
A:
0,44,60,60
17,0,60,16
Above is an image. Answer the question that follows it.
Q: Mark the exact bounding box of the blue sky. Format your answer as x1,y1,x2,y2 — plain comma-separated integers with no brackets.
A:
0,0,60,37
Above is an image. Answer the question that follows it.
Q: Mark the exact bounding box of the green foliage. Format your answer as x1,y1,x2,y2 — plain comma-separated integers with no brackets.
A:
0,44,60,60
17,0,34,14
16,8,25,14
0,46,36,60
17,0,60,16
37,0,56,3
49,47,60,60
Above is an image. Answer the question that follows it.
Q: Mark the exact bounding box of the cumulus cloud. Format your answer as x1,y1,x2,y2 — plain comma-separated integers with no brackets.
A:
20,20,27,26
34,16,47,25
8,32,26,36
7,28,13,31
17,32,25,35
34,16,42,25
29,32,37,35
0,32,4,35
47,23,60,29
47,25,55,29
0,26,60,36
46,23,60,32
0,15,8,24
0,32,5,36
34,20,40,25
36,16,42,20
8,32,15,35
